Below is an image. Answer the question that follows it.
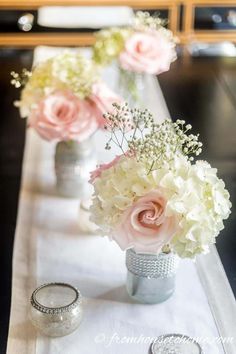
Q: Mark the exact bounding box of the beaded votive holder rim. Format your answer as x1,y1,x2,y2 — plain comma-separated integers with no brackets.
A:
30,282,82,315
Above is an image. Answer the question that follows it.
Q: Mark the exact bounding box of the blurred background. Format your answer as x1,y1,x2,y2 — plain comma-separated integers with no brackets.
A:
0,1,236,353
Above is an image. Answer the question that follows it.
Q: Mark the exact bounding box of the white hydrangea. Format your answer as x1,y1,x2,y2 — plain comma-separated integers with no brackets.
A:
91,154,231,258
91,157,150,231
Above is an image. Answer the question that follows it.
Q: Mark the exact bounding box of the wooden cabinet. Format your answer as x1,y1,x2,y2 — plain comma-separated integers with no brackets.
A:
0,0,236,47
181,0,236,44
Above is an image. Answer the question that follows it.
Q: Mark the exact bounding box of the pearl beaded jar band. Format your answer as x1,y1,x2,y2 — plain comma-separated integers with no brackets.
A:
126,248,179,279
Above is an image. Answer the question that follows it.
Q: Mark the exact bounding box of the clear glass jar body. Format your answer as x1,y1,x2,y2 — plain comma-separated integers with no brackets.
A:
126,249,179,304
55,137,96,198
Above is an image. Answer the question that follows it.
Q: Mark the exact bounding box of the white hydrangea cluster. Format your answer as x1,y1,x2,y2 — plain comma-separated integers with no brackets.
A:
14,52,100,118
91,156,149,231
91,154,231,258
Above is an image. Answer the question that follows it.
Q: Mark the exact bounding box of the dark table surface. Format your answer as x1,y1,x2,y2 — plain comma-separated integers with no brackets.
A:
0,49,235,354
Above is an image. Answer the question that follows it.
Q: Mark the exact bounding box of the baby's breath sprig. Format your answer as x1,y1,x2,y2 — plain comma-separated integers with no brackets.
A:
10,69,32,88
104,104,202,173
104,103,153,154
133,119,203,173
173,120,203,161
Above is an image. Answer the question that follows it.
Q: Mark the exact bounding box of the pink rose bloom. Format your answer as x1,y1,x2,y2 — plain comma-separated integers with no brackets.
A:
114,190,178,254
89,82,123,127
29,90,99,142
119,31,176,75
90,155,122,183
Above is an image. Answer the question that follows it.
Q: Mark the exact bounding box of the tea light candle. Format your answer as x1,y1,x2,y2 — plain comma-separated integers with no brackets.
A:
30,282,82,337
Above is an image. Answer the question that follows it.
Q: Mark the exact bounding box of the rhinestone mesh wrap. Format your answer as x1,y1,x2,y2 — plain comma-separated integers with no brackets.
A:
126,249,179,279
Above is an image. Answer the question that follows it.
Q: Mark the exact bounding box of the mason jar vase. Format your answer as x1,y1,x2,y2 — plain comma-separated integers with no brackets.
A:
55,137,96,198
126,248,179,304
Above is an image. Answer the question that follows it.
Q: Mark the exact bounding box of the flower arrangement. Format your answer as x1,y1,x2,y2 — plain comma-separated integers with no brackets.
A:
11,52,122,142
90,104,231,258
93,11,177,75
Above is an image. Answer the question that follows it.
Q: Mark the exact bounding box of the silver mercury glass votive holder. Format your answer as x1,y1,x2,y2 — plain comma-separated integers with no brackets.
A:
126,249,179,304
30,282,82,337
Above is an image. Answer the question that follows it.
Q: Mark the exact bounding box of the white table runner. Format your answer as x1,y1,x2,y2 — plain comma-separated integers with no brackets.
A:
7,47,236,354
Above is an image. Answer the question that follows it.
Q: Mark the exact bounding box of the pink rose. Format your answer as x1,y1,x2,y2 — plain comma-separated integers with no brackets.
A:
114,190,177,254
119,31,176,75
29,90,99,142
90,155,122,183
88,82,124,127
